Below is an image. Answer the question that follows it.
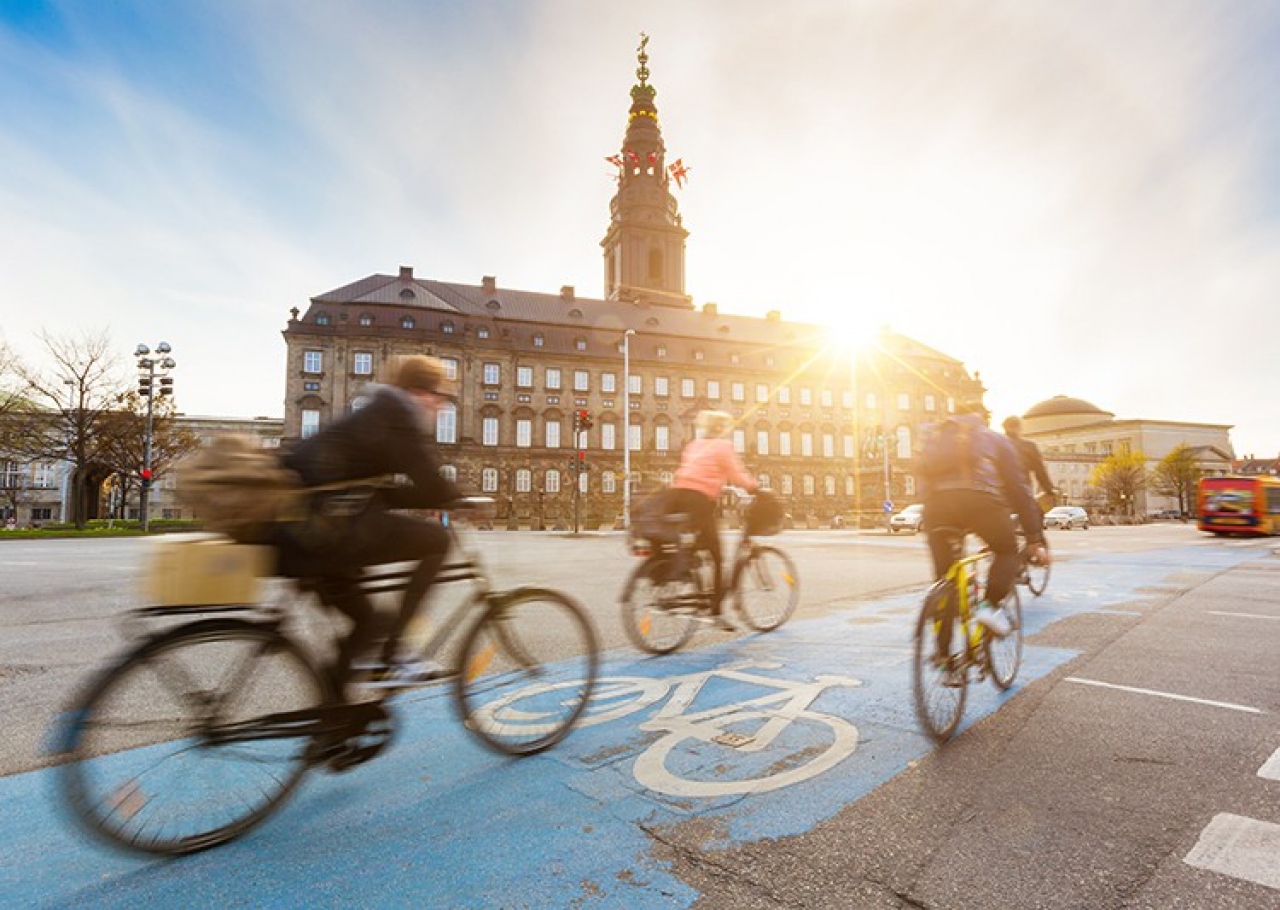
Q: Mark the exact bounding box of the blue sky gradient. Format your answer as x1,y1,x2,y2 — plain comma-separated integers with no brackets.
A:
2,1,1278,456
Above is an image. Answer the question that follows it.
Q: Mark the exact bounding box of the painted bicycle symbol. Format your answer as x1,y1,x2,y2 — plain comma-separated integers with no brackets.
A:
472,660,863,797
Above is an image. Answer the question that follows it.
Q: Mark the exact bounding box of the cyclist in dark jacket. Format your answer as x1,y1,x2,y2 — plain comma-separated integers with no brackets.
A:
278,354,462,696
917,406,1049,637
1002,415,1056,514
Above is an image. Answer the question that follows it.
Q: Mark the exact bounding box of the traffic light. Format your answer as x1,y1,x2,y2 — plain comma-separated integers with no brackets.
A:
138,374,152,397
577,451,588,473
567,457,577,473
140,468,152,484
159,376,174,396
576,409,593,431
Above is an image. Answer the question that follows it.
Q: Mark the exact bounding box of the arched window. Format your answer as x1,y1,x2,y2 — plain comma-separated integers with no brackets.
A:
602,471,616,494
481,467,499,492
435,402,457,444
545,469,561,494
440,465,458,483
359,313,374,327
400,315,415,329
315,313,330,325
515,468,532,493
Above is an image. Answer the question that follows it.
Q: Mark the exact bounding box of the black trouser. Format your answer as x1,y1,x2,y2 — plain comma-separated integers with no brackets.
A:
667,488,724,612
922,489,1018,607
282,510,450,696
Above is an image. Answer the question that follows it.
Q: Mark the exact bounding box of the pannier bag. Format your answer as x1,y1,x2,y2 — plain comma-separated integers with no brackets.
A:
744,489,785,536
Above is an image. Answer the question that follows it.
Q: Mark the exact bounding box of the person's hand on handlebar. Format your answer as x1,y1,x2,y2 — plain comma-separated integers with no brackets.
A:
1027,542,1050,566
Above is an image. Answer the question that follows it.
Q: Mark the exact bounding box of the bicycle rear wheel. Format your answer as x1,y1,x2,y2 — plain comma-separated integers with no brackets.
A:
732,545,800,632
620,554,699,654
456,588,599,756
55,620,327,856
985,585,1024,690
912,581,967,742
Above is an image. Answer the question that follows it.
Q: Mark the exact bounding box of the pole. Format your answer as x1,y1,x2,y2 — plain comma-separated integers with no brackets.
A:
141,360,155,532
882,427,891,530
622,329,635,530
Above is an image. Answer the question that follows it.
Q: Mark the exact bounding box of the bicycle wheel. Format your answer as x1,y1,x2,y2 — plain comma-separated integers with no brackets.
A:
456,588,599,756
732,545,800,632
1023,541,1050,597
620,554,699,654
55,619,328,856
912,581,967,742
985,585,1024,690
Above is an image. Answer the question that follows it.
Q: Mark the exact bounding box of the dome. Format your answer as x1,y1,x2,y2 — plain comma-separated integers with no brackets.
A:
1022,395,1114,433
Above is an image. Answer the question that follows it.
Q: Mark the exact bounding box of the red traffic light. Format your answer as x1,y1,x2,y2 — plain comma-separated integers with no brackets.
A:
140,468,153,481
575,409,593,431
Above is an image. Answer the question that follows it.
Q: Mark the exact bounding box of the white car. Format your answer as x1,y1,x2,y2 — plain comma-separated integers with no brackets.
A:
1044,506,1090,530
889,504,925,533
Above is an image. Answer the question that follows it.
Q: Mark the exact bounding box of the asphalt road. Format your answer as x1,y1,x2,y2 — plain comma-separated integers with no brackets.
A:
2,524,1277,908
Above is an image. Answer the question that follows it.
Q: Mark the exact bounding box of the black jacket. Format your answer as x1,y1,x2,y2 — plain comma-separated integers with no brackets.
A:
284,386,461,511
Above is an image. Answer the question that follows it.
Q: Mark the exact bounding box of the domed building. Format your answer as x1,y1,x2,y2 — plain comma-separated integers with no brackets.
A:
1018,394,1233,516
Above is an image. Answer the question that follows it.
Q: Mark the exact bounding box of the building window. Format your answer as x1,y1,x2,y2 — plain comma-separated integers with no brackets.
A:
654,376,669,397
545,469,561,494
843,434,855,458
924,394,936,412
353,352,373,375
707,380,720,400
801,433,814,457
693,349,704,361
436,403,457,444
628,374,641,395
315,313,330,325
32,507,53,522
546,368,562,390
824,476,836,496
575,338,587,351
573,370,589,392
803,475,815,496
628,423,641,452
304,381,321,392
732,429,745,453
477,327,490,339
442,321,455,334
897,392,910,410
781,475,793,495
400,316,415,329
756,430,769,456
779,431,792,457
441,465,458,483
359,313,373,327
516,469,532,493
731,352,741,365
655,425,670,452
799,387,812,406
482,416,499,446
823,433,835,458
482,362,500,385
896,426,912,459
303,351,323,374
602,423,616,450
301,409,320,438
546,418,561,449
517,366,533,388
865,392,877,410
778,386,791,405
681,378,695,398
846,476,855,496
440,357,459,381
756,383,769,403
821,389,833,408
533,333,545,347
33,463,53,488
482,467,499,492
841,390,854,409
601,372,617,393
516,418,532,448
602,471,616,494
656,344,668,357
946,396,955,413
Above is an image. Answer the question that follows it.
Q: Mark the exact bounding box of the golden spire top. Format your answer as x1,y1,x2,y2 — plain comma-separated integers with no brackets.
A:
636,32,650,86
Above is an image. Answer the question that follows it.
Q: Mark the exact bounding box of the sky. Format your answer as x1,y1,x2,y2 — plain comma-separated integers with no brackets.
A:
2,1,1278,458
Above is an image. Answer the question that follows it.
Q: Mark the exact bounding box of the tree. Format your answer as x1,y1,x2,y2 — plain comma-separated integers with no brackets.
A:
1089,450,1148,518
1148,444,1202,517
13,331,130,528
96,392,200,518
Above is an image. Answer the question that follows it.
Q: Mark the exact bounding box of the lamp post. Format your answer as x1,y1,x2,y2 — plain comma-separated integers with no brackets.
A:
622,329,635,529
134,342,176,532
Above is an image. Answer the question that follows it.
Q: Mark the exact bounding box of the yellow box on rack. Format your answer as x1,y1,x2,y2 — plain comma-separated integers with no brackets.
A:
144,534,274,606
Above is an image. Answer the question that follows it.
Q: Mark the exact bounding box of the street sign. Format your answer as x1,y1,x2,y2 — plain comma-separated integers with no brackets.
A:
883,501,894,514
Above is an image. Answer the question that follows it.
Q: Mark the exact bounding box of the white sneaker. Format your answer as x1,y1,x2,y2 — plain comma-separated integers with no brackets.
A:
972,601,1011,638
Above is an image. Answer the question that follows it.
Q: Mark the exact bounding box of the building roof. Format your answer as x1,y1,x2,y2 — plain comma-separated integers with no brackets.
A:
1023,395,1114,421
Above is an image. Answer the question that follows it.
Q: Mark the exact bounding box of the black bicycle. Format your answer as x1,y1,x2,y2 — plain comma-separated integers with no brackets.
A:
50,498,599,857
620,490,799,654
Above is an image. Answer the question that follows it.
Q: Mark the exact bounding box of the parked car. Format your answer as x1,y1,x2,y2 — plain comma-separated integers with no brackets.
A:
890,503,925,533
1149,509,1183,521
1044,506,1090,530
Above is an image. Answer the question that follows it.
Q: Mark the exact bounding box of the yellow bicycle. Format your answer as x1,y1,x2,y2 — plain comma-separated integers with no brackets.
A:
911,526,1023,741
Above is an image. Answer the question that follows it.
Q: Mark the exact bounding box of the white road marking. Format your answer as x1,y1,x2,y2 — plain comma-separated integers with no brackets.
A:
1184,813,1280,891
1259,746,1280,781
1064,677,1263,714
1208,611,1280,621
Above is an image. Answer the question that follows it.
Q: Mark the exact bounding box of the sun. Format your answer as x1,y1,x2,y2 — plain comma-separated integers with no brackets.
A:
819,319,883,366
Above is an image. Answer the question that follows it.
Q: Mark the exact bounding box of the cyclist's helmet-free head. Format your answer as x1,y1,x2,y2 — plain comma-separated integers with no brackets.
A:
745,489,785,536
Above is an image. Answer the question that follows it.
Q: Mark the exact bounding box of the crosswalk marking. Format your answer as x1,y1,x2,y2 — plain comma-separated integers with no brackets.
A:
1259,746,1280,781
1184,813,1280,891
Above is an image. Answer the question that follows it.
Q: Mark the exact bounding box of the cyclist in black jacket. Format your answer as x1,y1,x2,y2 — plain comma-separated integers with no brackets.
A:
278,354,462,697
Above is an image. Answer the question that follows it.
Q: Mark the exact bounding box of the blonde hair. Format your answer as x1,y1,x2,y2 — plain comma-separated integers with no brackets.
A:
388,354,446,393
696,410,734,439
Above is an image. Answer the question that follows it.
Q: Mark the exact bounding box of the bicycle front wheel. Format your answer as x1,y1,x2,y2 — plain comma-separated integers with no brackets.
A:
985,585,1024,690
55,620,328,856
732,545,800,631
456,588,599,756
1023,543,1050,596
912,581,967,742
620,555,699,654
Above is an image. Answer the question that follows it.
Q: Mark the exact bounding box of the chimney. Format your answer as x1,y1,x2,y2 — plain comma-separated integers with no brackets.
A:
482,275,497,293
560,285,575,301
399,265,413,280
702,302,717,316
766,309,781,322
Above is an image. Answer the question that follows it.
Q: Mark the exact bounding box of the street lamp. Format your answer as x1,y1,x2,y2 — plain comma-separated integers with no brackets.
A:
622,329,635,529
134,342,176,532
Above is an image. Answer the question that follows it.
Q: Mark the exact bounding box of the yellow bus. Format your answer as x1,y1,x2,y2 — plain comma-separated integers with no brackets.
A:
1197,475,1280,536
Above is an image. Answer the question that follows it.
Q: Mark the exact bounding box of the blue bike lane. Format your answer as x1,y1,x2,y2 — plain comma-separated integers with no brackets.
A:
0,542,1264,908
